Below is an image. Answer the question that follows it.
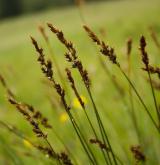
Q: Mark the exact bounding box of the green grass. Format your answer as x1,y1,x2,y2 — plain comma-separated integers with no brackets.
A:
0,0,160,164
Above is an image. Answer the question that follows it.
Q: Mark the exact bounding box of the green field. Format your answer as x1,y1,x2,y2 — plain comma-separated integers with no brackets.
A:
0,0,160,164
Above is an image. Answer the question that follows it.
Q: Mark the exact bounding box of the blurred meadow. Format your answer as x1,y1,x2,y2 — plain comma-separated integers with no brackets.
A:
0,0,160,164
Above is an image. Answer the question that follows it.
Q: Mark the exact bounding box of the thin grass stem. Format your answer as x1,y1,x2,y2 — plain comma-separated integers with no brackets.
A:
118,65,160,133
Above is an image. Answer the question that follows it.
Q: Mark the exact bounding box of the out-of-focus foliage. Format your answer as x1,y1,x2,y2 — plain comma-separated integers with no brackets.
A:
0,0,22,18
0,0,108,19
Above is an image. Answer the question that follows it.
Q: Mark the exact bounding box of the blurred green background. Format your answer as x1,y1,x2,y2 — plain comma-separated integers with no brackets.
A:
0,0,109,19
0,0,160,164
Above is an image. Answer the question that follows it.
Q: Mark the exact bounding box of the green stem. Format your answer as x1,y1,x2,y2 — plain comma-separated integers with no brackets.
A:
147,70,160,124
87,88,118,165
118,65,160,133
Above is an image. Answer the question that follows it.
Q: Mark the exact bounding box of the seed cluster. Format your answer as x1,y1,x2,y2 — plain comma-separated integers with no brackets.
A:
83,25,118,65
58,152,73,165
90,138,109,150
143,65,160,78
131,145,146,163
66,68,85,109
48,23,90,88
139,36,149,68
8,97,47,138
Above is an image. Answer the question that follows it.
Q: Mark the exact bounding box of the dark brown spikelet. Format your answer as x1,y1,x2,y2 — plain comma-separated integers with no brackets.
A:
47,23,77,60
54,83,71,112
58,152,73,165
73,60,90,88
139,36,149,68
66,68,85,109
131,145,146,163
41,60,53,80
0,73,52,129
31,36,53,80
8,97,47,138
101,45,117,64
31,36,45,66
127,38,132,57
142,65,160,78
31,35,70,113
83,25,118,65
38,25,48,43
25,104,52,129
47,23,90,88
83,25,101,45
36,145,57,158
90,138,109,150
65,52,73,62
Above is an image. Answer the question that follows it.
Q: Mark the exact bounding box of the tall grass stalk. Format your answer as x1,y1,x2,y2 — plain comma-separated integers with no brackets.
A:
47,23,118,165
31,36,99,164
38,25,71,101
65,68,110,165
139,36,160,127
83,25,160,134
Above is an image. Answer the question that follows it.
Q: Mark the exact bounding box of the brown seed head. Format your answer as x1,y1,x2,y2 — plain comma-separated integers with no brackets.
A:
127,38,132,57
58,152,73,165
83,25,101,45
143,65,160,78
139,36,149,67
47,23,77,60
66,68,85,109
90,138,109,150
8,97,47,138
131,145,146,163
83,25,118,65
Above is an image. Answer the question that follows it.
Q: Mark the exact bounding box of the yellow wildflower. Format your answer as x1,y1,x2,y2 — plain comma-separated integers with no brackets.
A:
72,95,87,109
23,139,32,148
60,112,69,123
